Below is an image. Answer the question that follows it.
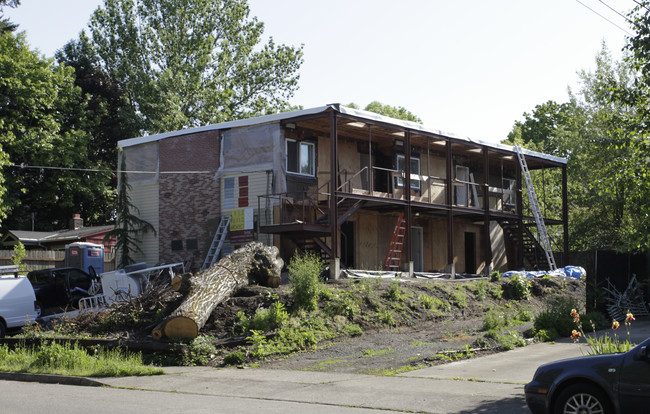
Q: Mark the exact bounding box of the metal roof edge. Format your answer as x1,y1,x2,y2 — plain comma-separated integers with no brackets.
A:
118,104,566,165
118,105,335,148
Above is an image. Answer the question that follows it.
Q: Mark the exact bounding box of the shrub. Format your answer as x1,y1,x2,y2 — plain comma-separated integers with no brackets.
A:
505,274,531,300
223,349,246,365
288,253,324,312
533,296,575,339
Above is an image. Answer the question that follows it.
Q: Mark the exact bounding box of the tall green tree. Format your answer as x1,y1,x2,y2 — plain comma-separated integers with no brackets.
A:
0,32,114,230
506,44,645,251
0,0,20,33
86,0,304,134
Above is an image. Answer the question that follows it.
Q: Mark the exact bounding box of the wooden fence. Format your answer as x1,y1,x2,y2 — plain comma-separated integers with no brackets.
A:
0,250,116,273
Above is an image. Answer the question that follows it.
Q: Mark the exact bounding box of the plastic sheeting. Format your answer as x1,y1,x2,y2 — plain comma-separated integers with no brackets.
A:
121,142,159,184
501,266,586,279
219,123,286,194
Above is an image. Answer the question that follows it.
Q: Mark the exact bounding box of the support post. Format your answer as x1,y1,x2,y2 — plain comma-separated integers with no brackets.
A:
445,140,454,268
515,156,524,269
329,111,339,276
562,164,569,265
405,130,412,272
483,147,492,275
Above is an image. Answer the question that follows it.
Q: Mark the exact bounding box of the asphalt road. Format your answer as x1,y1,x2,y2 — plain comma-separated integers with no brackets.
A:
2,321,649,414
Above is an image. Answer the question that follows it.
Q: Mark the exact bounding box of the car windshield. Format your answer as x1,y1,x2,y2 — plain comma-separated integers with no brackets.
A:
28,271,50,284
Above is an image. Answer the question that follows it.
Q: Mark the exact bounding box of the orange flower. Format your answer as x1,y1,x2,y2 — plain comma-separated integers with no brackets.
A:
570,309,580,323
626,311,635,322
612,320,620,330
570,329,582,342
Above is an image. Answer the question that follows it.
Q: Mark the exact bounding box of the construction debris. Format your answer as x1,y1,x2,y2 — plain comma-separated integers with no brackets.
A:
603,275,650,321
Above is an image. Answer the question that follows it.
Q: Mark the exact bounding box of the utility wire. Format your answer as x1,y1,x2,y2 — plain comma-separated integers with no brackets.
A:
598,0,633,24
633,0,650,13
5,163,216,175
575,0,634,36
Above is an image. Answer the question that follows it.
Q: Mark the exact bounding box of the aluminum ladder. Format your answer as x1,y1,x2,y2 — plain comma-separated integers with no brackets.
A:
201,215,232,270
383,213,406,271
514,145,557,271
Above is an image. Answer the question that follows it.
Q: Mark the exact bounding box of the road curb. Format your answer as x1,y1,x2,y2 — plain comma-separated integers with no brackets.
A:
0,371,104,387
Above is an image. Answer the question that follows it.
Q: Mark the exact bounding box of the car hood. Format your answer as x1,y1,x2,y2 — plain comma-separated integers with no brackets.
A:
532,352,624,385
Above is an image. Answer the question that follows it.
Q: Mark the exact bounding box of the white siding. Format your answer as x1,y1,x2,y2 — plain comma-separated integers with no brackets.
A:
129,182,160,265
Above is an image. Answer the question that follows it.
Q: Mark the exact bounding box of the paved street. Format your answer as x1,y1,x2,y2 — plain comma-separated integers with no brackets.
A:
2,321,648,413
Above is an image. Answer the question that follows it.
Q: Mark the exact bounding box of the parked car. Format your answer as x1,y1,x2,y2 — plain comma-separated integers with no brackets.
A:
27,267,96,315
525,336,650,414
0,273,38,338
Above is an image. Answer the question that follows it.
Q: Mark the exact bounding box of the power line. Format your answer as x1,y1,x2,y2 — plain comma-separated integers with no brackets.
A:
5,163,216,175
575,0,634,36
598,0,633,24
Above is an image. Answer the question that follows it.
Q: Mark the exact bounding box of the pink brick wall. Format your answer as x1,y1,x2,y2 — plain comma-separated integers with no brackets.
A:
159,131,221,272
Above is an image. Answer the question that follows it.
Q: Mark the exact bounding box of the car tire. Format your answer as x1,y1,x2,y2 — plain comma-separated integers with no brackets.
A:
554,383,613,414
0,320,6,338
34,302,43,318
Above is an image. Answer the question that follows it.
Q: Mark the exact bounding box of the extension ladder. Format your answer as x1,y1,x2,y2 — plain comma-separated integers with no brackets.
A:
514,145,557,271
383,213,406,271
201,215,232,270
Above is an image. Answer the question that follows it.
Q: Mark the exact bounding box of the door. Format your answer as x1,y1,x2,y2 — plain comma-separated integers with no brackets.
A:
618,339,650,413
341,221,355,269
464,232,476,274
411,226,423,272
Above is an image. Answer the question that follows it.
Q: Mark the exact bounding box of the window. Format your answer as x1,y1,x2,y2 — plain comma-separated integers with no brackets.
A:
395,154,420,191
171,240,183,251
503,178,516,207
286,139,315,176
186,238,198,250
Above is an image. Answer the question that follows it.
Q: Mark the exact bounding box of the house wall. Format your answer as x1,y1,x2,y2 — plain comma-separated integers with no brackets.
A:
158,131,220,272
122,143,160,266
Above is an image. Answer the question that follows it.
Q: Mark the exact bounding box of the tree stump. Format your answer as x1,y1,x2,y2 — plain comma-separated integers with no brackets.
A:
152,242,283,340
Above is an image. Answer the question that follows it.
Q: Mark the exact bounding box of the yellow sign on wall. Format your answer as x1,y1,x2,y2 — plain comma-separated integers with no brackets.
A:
230,208,253,232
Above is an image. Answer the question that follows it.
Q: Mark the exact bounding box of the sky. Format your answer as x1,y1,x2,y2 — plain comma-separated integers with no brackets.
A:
4,0,636,144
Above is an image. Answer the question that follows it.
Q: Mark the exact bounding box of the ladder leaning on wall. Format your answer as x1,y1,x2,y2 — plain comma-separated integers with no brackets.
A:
383,213,406,271
514,145,557,271
201,215,232,270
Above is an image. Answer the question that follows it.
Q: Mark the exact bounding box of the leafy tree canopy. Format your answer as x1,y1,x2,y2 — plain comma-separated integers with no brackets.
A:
86,0,304,134
0,32,114,230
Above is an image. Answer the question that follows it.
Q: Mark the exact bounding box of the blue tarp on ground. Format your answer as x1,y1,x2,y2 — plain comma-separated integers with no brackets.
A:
502,266,586,279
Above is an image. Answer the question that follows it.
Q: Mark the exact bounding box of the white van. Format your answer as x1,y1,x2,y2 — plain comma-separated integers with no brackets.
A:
0,272,38,338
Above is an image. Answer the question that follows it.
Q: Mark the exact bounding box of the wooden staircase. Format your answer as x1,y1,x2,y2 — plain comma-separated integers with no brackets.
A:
499,220,552,270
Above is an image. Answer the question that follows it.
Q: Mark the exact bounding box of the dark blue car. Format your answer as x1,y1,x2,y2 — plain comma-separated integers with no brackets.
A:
27,267,96,316
525,336,650,414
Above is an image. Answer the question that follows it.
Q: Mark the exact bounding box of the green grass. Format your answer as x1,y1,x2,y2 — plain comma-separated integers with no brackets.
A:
0,341,164,377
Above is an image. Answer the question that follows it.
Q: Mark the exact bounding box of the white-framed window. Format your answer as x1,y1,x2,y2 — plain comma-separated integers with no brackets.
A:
503,178,516,206
286,139,315,176
395,154,420,191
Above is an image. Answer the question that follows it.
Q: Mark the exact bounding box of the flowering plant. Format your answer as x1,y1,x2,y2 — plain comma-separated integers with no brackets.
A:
570,308,635,355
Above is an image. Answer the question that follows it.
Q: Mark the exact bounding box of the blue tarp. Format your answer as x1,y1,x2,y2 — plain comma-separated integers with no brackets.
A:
501,266,586,279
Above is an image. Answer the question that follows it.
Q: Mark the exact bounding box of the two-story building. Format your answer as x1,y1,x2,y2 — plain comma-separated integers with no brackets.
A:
118,104,568,276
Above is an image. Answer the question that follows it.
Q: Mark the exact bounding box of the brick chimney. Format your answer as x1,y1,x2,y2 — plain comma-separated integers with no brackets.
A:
69,213,84,230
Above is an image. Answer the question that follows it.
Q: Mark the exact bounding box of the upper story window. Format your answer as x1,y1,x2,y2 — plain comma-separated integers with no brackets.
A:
286,139,315,176
395,154,420,191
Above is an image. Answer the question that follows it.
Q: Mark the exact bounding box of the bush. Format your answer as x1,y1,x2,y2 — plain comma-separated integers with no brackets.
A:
288,253,324,312
533,296,576,339
223,349,246,365
505,274,531,300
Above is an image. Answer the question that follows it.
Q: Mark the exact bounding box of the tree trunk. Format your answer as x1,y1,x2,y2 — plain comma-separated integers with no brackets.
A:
152,242,283,340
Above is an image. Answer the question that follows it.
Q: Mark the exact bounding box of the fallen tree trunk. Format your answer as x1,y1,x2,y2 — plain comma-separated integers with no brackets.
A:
152,242,283,340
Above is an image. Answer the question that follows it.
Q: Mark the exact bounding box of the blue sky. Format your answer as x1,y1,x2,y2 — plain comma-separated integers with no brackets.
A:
5,0,634,143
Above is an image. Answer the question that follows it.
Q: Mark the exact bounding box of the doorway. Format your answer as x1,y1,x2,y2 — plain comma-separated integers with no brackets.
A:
411,226,423,272
464,232,476,274
341,221,355,268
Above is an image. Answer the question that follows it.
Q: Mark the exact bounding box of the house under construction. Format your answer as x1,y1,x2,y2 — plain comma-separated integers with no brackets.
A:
118,104,568,276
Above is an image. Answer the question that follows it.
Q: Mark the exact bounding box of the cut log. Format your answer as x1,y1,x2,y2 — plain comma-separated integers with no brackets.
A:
152,242,283,340
170,273,192,294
